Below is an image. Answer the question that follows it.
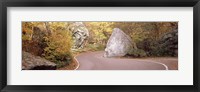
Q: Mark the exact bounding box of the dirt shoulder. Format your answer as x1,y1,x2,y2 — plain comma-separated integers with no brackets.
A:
57,58,78,70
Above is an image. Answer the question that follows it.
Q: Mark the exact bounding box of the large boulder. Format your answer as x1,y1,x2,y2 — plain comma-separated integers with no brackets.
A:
70,22,89,49
22,51,56,70
104,28,137,57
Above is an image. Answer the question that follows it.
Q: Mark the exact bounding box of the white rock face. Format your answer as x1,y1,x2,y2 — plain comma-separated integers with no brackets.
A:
104,28,137,57
70,22,89,49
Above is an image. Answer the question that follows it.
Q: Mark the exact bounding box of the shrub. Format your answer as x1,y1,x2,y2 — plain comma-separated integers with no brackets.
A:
87,43,105,51
136,36,177,57
127,49,147,57
43,30,73,68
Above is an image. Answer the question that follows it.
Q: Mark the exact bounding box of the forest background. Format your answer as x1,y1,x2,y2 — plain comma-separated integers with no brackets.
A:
22,22,178,69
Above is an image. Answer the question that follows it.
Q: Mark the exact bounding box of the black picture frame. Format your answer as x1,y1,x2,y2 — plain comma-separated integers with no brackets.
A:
0,0,200,92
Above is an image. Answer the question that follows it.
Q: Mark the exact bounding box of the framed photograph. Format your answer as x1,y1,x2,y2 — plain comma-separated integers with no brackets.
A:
0,0,199,92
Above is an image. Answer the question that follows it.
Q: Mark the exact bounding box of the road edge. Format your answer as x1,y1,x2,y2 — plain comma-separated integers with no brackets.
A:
148,61,169,70
74,55,80,70
73,51,169,70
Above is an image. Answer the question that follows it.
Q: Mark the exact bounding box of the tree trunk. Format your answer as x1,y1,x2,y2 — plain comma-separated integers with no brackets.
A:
45,22,51,35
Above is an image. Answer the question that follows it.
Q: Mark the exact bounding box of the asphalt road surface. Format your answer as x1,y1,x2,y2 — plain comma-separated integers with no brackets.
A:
75,51,178,70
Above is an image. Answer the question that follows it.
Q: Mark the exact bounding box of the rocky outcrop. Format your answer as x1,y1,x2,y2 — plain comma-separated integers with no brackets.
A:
32,26,47,42
22,51,56,70
23,25,47,56
70,22,89,49
104,28,137,57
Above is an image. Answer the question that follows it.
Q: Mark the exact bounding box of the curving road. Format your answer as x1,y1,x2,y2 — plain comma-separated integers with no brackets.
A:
75,51,178,70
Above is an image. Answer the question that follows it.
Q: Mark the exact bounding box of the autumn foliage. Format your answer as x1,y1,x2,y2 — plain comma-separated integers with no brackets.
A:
22,22,178,69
